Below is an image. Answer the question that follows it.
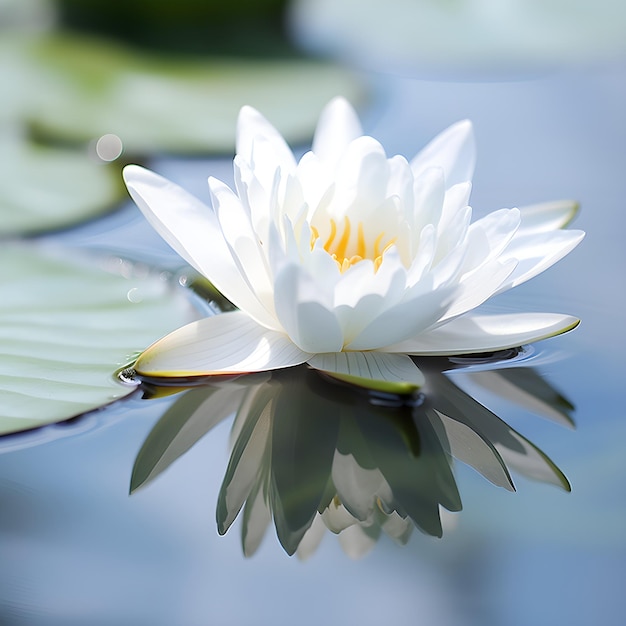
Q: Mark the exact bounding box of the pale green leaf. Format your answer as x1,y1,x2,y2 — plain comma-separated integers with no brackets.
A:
0,134,123,236
0,244,194,434
21,34,364,154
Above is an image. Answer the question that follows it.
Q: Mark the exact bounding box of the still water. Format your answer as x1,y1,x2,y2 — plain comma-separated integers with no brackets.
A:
1,66,625,625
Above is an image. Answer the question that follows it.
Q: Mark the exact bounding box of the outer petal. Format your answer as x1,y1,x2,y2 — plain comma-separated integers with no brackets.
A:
383,312,580,356
495,229,585,295
208,177,275,313
307,351,425,393
410,120,475,188
439,258,517,322
345,280,456,351
273,263,344,353
134,311,311,377
312,96,364,168
517,199,580,235
123,165,278,330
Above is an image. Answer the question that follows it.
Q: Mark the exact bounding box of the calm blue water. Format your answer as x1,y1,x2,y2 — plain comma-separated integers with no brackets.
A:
1,64,625,626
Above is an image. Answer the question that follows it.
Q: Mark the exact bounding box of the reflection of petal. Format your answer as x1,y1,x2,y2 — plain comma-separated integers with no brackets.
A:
131,354,573,558
296,513,327,560
338,524,377,559
380,509,414,544
322,498,360,533
332,451,387,521
422,366,571,491
466,368,575,427
428,409,515,491
130,383,249,492
354,404,461,538
242,475,273,557
218,398,273,535
495,433,571,491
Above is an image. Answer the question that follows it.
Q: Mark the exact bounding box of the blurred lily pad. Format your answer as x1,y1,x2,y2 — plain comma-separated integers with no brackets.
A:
0,133,123,237
20,34,363,154
291,0,626,74
0,244,194,435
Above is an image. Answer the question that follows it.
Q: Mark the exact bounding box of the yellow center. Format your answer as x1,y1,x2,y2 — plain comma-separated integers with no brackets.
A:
310,216,396,272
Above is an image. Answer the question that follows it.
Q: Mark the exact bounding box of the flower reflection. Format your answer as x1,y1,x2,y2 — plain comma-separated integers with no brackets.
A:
132,357,572,558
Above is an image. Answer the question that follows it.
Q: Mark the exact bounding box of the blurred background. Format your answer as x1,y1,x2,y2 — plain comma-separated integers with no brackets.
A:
1,1,626,625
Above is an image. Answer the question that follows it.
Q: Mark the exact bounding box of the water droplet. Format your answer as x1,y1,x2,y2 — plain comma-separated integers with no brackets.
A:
95,134,123,161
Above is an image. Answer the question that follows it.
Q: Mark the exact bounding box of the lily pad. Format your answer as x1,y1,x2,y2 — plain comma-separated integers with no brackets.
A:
291,0,626,74
0,244,195,435
21,34,364,154
0,133,123,237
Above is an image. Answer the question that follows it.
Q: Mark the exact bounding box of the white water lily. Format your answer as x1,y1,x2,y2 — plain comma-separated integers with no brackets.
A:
123,97,584,391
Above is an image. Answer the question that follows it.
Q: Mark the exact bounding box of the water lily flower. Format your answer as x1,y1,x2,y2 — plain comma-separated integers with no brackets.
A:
123,97,584,391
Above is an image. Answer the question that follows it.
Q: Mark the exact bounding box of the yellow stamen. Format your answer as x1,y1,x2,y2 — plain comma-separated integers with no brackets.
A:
357,222,366,258
334,216,351,260
310,216,397,274
324,219,337,250
373,232,385,258
310,225,319,250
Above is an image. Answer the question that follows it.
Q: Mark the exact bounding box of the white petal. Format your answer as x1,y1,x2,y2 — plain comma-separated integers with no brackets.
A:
436,182,472,241
411,166,445,237
208,177,275,312
273,263,344,353
123,165,278,329
383,312,580,356
462,208,521,273
312,96,363,168
307,352,425,393
439,258,517,322
518,199,580,235
327,136,389,222
406,224,436,285
410,120,475,188
334,249,406,345
236,105,296,174
345,281,456,351
134,311,311,377
386,154,414,210
495,229,585,294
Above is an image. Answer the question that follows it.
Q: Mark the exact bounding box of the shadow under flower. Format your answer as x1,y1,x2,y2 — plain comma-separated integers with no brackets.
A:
131,354,573,558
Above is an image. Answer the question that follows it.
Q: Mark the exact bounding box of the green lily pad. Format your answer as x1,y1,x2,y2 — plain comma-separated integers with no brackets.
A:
0,133,123,237
21,33,364,154
0,244,195,435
